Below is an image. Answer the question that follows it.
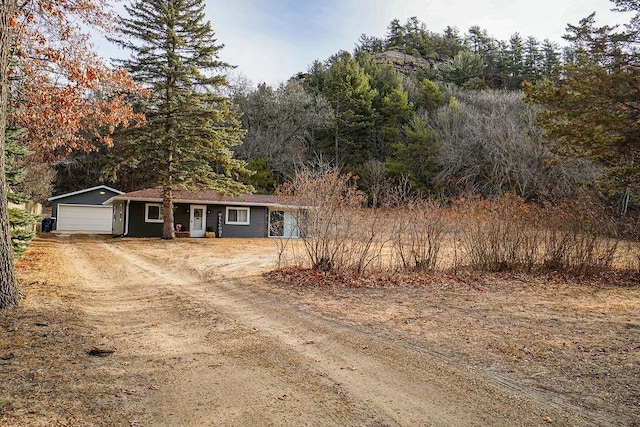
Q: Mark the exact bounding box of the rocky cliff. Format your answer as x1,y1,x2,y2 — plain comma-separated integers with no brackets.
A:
372,49,437,75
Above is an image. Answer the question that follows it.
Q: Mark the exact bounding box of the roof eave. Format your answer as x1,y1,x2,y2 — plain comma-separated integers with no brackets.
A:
49,185,124,201
104,196,305,209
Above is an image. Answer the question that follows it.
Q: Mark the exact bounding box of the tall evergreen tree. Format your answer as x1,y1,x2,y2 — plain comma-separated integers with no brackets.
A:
506,33,525,89
524,2,640,193
322,51,376,166
523,36,541,82
385,115,441,194
465,26,500,87
356,52,411,158
111,0,252,239
541,39,562,78
439,26,464,58
354,34,385,55
386,19,406,49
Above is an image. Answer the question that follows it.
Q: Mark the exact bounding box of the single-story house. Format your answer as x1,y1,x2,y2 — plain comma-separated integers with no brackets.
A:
48,185,124,233
104,187,303,238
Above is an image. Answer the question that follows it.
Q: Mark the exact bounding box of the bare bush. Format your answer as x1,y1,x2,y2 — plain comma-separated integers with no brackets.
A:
454,194,540,272
278,166,384,274
276,169,631,277
540,195,620,274
388,198,446,272
455,193,623,274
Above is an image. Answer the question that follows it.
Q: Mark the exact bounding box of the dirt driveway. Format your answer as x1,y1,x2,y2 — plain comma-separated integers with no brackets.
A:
2,235,639,426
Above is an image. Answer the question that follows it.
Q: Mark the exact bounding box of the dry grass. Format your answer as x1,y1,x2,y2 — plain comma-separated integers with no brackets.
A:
2,230,639,425
265,268,640,423
0,236,142,427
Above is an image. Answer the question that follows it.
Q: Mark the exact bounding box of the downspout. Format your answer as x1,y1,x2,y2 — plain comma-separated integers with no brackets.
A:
124,199,130,236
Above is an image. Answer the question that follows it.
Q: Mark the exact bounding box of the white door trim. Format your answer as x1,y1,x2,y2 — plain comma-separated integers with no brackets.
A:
189,205,206,237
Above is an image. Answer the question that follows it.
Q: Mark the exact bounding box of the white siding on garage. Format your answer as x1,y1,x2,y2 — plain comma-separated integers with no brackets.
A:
56,204,113,233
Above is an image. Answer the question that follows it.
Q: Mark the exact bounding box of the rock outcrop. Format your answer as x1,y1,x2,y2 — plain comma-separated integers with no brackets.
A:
372,49,436,75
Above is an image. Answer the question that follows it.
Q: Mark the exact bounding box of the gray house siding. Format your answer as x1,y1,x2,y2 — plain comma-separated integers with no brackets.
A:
124,201,163,237
119,201,270,238
219,206,268,238
50,187,122,231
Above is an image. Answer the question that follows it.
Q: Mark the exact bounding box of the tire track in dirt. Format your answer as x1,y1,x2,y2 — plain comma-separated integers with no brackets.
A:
59,236,609,426
93,238,580,427
97,241,474,426
62,239,393,426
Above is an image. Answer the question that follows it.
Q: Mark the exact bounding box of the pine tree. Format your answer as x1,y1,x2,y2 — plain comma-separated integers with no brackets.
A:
439,26,464,58
111,0,252,239
523,36,541,83
524,3,640,193
385,115,441,194
541,39,561,79
506,33,525,89
6,126,39,257
465,26,500,87
322,51,376,166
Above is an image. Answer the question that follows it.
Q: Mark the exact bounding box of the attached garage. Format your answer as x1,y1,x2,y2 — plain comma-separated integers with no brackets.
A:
48,185,124,234
56,204,114,233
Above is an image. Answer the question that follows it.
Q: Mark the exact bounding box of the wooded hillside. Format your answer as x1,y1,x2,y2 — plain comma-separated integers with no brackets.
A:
22,4,639,209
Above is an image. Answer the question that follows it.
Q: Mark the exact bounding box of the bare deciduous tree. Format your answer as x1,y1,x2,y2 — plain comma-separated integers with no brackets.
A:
433,90,599,199
233,79,334,180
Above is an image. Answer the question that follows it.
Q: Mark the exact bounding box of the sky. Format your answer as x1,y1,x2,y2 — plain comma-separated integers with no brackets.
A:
95,0,631,87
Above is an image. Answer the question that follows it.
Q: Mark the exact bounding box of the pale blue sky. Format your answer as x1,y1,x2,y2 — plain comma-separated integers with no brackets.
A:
96,0,630,87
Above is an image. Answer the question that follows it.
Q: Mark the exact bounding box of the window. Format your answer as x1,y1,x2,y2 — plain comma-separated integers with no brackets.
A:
115,203,123,222
226,207,250,225
269,210,284,237
145,203,163,223
269,209,299,237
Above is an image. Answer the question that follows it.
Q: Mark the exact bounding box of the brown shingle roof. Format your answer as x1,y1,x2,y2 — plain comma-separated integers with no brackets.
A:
108,187,302,207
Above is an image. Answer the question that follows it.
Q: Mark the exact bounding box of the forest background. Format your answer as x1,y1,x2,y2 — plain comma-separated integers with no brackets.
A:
1,0,638,309
40,11,632,206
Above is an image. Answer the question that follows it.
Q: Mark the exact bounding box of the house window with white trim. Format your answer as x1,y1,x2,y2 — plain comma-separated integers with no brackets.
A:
145,203,163,223
226,207,250,225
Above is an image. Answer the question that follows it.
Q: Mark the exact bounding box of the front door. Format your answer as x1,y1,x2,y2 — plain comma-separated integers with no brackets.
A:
189,205,206,237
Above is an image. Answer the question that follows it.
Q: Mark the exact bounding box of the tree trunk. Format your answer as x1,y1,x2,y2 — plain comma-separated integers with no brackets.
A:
162,184,175,239
0,0,19,309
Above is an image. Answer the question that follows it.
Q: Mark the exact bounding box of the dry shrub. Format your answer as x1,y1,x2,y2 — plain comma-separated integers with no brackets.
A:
455,193,623,274
277,168,631,277
540,195,620,274
278,166,385,274
388,198,446,272
454,194,540,272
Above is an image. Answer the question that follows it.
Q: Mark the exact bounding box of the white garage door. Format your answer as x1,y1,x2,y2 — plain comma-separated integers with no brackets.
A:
56,204,113,233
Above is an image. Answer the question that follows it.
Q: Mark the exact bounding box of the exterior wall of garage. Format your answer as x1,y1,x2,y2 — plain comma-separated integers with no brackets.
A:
49,186,123,231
